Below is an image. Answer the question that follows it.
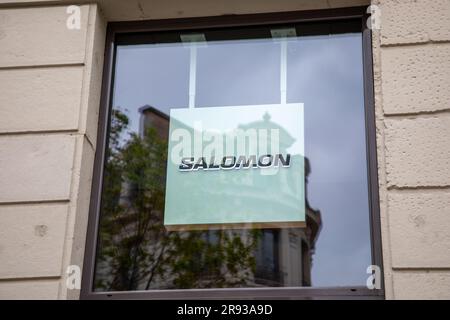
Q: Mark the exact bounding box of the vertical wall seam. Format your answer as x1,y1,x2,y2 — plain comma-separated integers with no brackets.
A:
58,3,95,299
371,0,395,298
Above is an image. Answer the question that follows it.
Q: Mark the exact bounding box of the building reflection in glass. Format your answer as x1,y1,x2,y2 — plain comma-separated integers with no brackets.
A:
94,105,321,291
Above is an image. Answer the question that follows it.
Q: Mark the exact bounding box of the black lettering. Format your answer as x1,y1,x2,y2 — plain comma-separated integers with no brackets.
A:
274,153,291,167
235,155,258,169
258,154,273,167
193,157,208,170
221,156,236,169
179,157,194,171
179,154,291,171
208,156,220,170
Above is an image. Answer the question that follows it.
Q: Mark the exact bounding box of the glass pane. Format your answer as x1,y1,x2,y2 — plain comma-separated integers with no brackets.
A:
287,34,371,286
93,23,371,292
196,39,280,107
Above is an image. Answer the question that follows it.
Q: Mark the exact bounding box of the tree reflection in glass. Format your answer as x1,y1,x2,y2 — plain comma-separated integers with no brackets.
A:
94,107,321,291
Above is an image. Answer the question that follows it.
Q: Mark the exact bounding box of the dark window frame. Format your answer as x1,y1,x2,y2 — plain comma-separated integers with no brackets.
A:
81,6,384,300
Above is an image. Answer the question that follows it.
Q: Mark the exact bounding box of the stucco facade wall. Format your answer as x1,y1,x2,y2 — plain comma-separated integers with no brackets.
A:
0,3,106,299
0,0,449,299
372,0,450,299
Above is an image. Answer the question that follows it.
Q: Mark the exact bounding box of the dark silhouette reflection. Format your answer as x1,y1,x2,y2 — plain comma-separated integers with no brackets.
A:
94,106,321,291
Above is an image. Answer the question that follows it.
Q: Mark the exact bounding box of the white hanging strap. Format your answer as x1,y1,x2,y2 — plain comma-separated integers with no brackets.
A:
180,33,206,109
270,28,296,105
280,39,287,105
189,45,197,109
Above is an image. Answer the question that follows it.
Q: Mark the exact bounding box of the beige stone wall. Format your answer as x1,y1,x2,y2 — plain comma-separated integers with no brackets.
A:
0,0,449,300
0,4,106,299
0,0,370,21
372,0,450,299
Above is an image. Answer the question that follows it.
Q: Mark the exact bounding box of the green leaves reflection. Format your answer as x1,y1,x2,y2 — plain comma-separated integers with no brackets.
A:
95,109,261,291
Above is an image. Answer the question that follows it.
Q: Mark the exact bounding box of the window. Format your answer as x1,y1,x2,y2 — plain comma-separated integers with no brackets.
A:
82,7,383,299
